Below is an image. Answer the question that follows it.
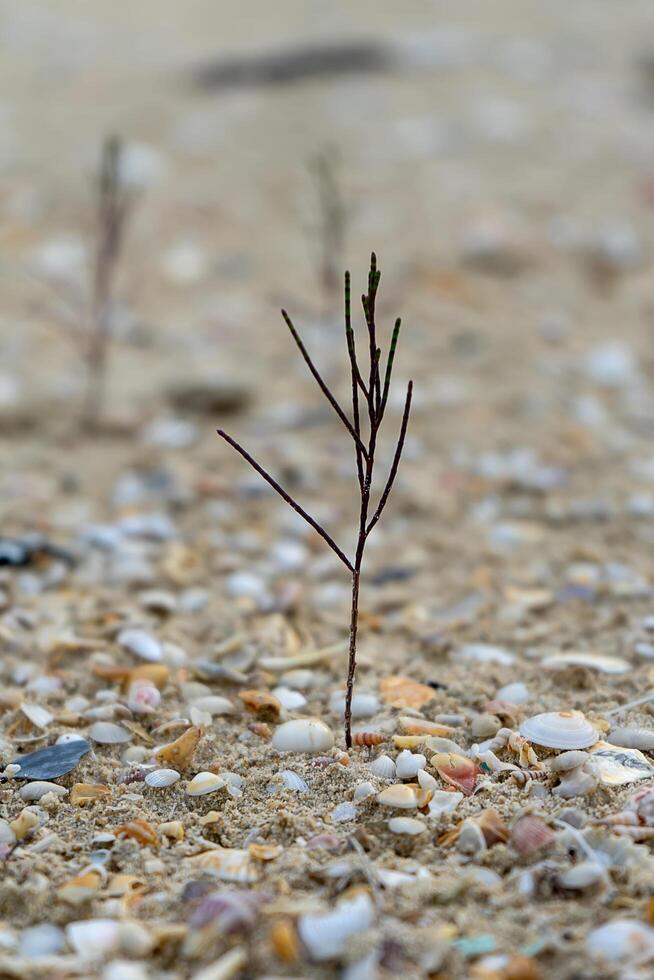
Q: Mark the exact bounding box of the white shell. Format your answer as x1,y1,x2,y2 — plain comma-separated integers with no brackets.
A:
331,802,357,823
19,781,68,801
353,782,376,801
272,719,334,753
272,687,307,711
388,817,426,835
66,919,120,958
558,860,606,890
126,681,160,715
21,704,53,729
550,751,590,773
608,727,654,752
56,732,88,745
427,790,464,817
88,721,133,744
188,695,236,717
329,692,380,719
542,651,629,674
368,754,396,780
221,772,244,798
279,770,309,792
186,847,258,883
590,742,654,785
417,769,438,792
186,772,225,796
586,919,654,964
395,751,427,780
496,682,529,704
455,643,514,665
145,769,180,788
519,711,598,749
552,764,599,799
117,628,162,663
298,893,375,962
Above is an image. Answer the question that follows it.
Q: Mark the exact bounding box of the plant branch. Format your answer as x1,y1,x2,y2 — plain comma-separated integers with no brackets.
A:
366,379,413,537
216,428,354,573
344,271,364,491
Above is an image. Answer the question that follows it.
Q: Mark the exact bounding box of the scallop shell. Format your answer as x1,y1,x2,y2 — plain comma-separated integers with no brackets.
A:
368,754,396,780
395,751,427,780
519,711,598,749
608,727,654,752
297,893,374,962
271,719,334,754
510,815,555,858
88,722,133,744
589,742,654,785
388,816,426,835
186,772,226,796
279,770,309,792
542,651,629,674
145,768,180,788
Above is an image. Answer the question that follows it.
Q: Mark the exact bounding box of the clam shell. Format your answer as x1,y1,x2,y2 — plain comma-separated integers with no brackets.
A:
368,754,396,780
510,815,555,858
395,751,427,780
271,687,307,711
388,816,426,835
608,727,654,752
88,721,133,745
542,651,629,674
496,682,529,704
19,781,68,801
329,692,380,719
589,741,654,785
558,860,606,890
279,770,309,792
586,919,654,964
519,711,598,749
298,893,374,962
353,782,376,801
186,772,225,796
117,628,162,662
377,784,418,809
550,750,590,773
272,719,334,754
145,769,180,788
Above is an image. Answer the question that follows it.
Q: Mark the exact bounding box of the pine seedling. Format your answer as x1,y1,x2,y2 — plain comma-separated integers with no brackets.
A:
217,253,413,747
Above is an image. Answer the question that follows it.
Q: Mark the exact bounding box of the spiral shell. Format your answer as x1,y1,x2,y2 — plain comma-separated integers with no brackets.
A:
519,711,598,750
352,732,384,747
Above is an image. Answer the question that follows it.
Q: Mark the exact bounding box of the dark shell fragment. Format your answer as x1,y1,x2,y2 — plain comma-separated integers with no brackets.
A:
11,739,91,780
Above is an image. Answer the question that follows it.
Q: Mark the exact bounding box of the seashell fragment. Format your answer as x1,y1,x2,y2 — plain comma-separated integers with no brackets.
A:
511,815,555,858
186,772,226,796
57,870,102,906
298,892,374,962
271,919,299,964
114,818,159,848
88,721,132,745
10,808,40,840
354,782,376,801
608,727,654,752
388,816,426,835
427,789,464,818
379,675,435,709
553,763,599,799
520,711,598,749
145,768,180,788
71,783,111,805
542,651,629,674
432,752,480,796
155,726,201,769
238,689,282,720
19,781,67,802
398,716,455,737
550,751,590,773
558,860,607,891
186,847,259,883
272,719,334,754
126,681,161,715
11,738,91,780
368,754,396,779
395,751,427,780
377,784,418,809
189,695,235,717
158,820,184,841
497,682,529,704
279,770,309,792
21,703,54,729
66,919,120,958
271,687,307,711
117,628,162,662
455,643,514,665
586,919,654,964
329,692,380,718
589,742,654,785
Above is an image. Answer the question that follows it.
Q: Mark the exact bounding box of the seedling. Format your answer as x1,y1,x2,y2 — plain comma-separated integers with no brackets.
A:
217,253,413,747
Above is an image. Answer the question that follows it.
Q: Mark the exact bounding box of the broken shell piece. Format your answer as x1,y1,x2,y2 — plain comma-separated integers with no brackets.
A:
388,816,426,835
155,726,201,769
272,719,334,754
117,628,162,662
126,681,161,715
586,919,654,964
66,919,120,958
145,769,180,788
354,782,376,801
21,703,54,729
238,689,282,720
186,772,226,796
511,815,555,858
114,819,159,848
10,808,40,840
432,753,480,796
553,763,599,799
550,751,590,773
368,754,395,779
380,675,435,709
395,751,427,780
477,808,510,845
455,643,514,665
542,651,629,674
298,892,374,962
186,847,259,883
188,695,235,718
329,692,380,718
57,870,102,906
71,783,111,805
158,820,184,841
427,789,464,817
19,781,67,802
520,711,598,749
377,784,418,809
558,860,607,891
88,722,132,745
590,742,654,785
398,716,455,737
279,770,308,792
608,727,654,752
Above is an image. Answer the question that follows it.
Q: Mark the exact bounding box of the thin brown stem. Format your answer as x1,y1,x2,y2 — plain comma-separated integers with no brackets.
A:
216,428,354,573
366,380,413,537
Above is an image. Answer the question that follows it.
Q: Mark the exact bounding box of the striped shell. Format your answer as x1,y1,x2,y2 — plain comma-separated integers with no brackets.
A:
279,770,309,792
511,815,555,858
519,711,598,750
145,768,180,788
368,754,396,779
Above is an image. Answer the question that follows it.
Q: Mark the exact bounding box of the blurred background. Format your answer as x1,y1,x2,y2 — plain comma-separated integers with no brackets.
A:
2,0,654,536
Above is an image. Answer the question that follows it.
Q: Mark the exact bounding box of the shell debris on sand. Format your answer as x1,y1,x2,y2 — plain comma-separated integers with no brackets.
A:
272,719,334,753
